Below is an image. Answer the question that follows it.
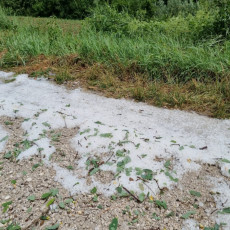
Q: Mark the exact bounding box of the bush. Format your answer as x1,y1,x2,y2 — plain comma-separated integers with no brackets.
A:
86,4,155,36
105,0,158,20
0,0,96,19
154,9,217,40
213,0,230,37
0,0,199,20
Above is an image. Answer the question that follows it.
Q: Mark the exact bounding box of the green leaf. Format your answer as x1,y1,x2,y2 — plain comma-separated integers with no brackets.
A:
165,171,178,182
2,201,12,213
139,183,144,191
204,224,220,230
155,200,167,209
95,121,104,125
90,167,99,176
46,198,55,207
181,210,196,219
189,190,201,197
80,128,90,135
135,167,143,175
4,152,12,159
27,195,36,202
64,198,73,204
0,219,10,224
193,204,199,209
179,146,184,151
22,140,32,150
125,167,132,176
133,210,140,216
6,223,21,230
40,216,49,220
45,223,59,230
116,186,123,193
170,140,176,143
2,201,12,207
93,195,98,202
222,207,230,213
32,163,40,171
11,180,16,185
4,121,13,125
97,204,103,209
0,136,8,142
100,133,113,138
59,202,65,209
111,195,117,200
50,188,59,196
164,160,171,169
66,165,73,170
117,156,131,168
138,193,145,202
41,192,52,200
91,187,97,194
152,212,160,220
109,218,118,230
221,159,230,163
129,218,138,224
166,211,175,217
42,122,51,128
116,150,125,157
141,169,153,180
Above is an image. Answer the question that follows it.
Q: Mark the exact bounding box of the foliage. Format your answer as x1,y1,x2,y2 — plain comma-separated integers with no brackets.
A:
212,0,230,37
0,6,16,30
0,0,199,20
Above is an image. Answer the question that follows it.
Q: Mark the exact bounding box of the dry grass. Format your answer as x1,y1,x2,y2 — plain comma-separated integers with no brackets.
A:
5,54,230,119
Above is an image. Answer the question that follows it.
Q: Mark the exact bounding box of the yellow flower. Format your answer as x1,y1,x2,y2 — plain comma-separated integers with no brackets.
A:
149,195,154,201
187,159,191,163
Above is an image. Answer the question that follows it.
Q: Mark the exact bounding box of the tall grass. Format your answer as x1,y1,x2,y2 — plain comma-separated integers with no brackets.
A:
0,19,78,66
77,25,229,81
0,5,230,82
0,6,15,29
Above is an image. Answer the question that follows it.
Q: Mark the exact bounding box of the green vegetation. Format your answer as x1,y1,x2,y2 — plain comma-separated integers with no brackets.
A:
0,1,229,118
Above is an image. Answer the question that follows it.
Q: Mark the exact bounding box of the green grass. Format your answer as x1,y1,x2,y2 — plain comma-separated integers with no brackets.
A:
1,13,229,82
0,7,229,118
77,26,230,82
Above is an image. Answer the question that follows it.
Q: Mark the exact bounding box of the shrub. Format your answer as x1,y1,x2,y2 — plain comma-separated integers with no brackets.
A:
213,0,230,37
86,4,155,36
153,9,217,40
0,0,200,20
